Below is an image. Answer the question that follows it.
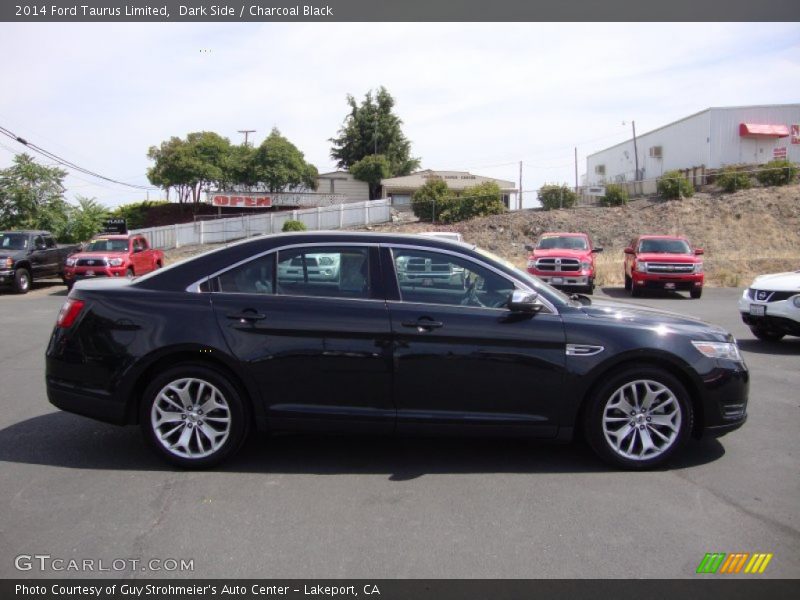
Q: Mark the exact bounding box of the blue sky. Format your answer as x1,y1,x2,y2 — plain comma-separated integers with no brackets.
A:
0,22,798,208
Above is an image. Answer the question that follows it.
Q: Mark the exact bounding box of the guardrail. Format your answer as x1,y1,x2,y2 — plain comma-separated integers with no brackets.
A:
129,200,392,250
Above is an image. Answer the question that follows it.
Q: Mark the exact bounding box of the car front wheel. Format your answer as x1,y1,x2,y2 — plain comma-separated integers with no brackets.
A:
750,326,784,342
140,364,249,468
584,367,693,469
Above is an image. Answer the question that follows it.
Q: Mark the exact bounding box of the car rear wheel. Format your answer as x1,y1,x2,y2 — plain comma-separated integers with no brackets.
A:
140,364,249,468
584,367,692,469
750,326,784,342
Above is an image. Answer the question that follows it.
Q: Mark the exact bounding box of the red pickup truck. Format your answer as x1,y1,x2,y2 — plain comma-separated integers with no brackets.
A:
63,234,164,289
624,235,704,298
525,232,602,294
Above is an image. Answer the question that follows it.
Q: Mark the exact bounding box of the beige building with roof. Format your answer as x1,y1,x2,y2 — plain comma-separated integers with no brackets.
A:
316,170,370,202
381,170,518,209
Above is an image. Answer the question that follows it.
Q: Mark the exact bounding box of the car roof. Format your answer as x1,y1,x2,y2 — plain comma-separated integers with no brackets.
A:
637,234,688,240
92,235,132,240
540,232,589,237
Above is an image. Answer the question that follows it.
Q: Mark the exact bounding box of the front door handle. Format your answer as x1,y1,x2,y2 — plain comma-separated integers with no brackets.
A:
227,310,267,322
401,318,444,331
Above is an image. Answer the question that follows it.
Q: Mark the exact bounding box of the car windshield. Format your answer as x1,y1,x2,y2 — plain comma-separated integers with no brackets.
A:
639,239,691,254
0,233,29,250
537,236,588,251
85,239,129,252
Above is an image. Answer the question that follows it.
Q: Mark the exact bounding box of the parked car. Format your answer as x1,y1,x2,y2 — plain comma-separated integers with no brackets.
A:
738,270,800,341
63,234,164,289
0,230,81,294
624,235,704,298
417,231,464,243
46,232,748,470
525,232,602,294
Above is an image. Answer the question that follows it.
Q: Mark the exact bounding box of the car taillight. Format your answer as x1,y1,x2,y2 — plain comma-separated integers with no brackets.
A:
56,299,85,328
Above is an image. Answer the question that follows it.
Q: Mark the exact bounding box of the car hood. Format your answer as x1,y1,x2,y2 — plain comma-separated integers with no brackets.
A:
0,250,27,261
532,248,590,259
578,298,730,340
635,253,698,263
72,252,128,259
750,270,800,292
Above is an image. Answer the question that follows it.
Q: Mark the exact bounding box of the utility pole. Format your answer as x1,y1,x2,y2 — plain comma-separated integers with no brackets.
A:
631,120,640,185
518,160,523,210
238,129,256,146
574,147,578,193
373,113,379,154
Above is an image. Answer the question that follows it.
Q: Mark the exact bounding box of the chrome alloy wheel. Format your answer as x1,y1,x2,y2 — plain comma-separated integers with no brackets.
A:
150,378,231,459
602,379,682,461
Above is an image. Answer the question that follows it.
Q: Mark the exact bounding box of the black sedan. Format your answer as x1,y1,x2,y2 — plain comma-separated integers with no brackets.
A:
46,232,748,469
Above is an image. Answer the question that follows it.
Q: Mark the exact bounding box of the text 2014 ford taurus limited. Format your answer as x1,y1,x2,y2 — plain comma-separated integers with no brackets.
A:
46,232,748,469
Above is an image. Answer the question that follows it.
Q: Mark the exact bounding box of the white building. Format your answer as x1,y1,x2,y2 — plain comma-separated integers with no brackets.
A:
316,170,370,202
585,104,800,186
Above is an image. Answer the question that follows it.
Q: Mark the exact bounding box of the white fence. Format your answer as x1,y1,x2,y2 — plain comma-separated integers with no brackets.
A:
129,200,392,250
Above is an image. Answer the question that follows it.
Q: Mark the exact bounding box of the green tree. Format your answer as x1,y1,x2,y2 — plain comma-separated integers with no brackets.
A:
330,87,421,198
411,178,453,222
282,219,307,232
147,132,232,204
349,154,391,200
657,170,694,199
538,184,577,210
0,153,68,230
250,128,318,192
62,196,109,243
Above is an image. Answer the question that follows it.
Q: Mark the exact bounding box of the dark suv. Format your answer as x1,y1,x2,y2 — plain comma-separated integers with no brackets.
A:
46,232,747,470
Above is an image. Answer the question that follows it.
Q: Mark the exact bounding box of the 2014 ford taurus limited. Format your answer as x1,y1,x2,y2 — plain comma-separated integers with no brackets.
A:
45,232,748,469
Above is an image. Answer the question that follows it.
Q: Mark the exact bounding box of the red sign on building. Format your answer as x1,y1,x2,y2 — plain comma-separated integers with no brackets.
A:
773,147,788,159
212,195,272,207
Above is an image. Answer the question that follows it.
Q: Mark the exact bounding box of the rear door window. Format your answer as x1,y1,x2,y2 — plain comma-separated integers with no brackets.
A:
277,246,370,299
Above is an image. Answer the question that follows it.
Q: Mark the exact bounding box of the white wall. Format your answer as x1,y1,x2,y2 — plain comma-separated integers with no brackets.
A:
710,105,800,166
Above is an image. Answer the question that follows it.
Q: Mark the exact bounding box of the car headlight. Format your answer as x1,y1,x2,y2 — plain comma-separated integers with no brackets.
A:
694,262,704,273
793,296,800,308
580,261,591,270
635,261,647,273
527,260,536,269
5,257,15,268
108,258,123,267
65,257,76,267
691,340,743,361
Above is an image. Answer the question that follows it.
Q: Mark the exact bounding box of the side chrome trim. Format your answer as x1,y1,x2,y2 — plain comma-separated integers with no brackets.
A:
565,344,605,357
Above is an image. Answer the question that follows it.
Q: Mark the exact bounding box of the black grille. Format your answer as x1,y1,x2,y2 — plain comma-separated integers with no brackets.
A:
76,258,108,267
535,258,580,272
747,289,796,302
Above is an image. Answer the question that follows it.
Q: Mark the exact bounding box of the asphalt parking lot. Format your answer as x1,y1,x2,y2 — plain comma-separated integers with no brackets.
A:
0,282,798,579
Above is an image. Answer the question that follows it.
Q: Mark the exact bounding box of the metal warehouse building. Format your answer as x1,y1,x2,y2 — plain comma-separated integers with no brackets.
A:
585,104,800,186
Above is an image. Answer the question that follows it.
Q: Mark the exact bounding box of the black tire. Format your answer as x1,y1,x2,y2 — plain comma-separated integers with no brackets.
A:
583,366,693,470
126,267,135,279
750,326,784,342
140,363,250,468
690,287,703,299
585,278,595,295
13,268,31,294
631,285,642,297
624,274,632,291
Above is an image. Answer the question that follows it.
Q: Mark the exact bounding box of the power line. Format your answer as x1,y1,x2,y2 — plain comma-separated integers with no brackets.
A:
0,124,157,191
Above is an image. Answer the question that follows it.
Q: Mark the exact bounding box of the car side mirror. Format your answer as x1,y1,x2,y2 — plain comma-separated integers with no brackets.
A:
592,247,603,253
694,248,704,255
624,247,634,255
524,244,534,252
508,290,543,313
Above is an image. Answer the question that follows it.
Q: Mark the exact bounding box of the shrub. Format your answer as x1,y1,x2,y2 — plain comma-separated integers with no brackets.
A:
600,184,629,206
282,219,307,232
411,179,454,222
716,167,752,193
755,160,798,187
109,200,169,230
439,181,506,223
537,184,577,210
657,170,694,199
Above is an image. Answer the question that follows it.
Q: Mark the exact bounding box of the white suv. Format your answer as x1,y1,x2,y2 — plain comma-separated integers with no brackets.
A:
738,270,800,341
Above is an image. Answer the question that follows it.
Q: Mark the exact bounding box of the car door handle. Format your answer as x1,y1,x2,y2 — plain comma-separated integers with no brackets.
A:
227,310,267,322
401,319,443,331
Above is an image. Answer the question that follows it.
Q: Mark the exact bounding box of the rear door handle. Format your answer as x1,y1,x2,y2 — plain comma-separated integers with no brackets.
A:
227,310,267,322
401,318,444,331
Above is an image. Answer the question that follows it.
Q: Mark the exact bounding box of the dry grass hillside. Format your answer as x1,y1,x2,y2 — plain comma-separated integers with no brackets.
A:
369,184,800,287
